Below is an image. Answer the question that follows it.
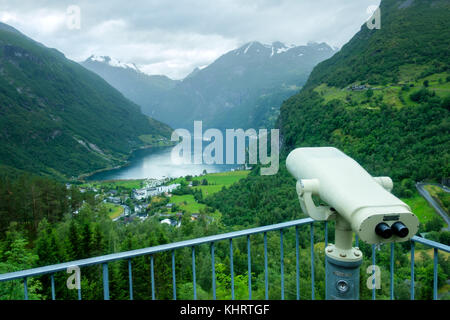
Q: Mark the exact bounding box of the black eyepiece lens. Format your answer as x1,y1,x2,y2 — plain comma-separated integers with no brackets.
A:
391,222,409,238
375,222,392,239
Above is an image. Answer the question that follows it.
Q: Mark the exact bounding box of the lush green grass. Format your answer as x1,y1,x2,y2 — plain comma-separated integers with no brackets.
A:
103,203,124,219
425,185,450,214
81,179,145,190
314,71,450,111
194,185,225,197
171,170,250,198
402,194,440,224
170,194,207,214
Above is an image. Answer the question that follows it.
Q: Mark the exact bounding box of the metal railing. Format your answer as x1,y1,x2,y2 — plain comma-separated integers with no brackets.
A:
0,217,449,300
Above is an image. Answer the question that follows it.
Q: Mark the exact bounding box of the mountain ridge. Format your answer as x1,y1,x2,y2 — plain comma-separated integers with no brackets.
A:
0,22,173,179
82,40,336,130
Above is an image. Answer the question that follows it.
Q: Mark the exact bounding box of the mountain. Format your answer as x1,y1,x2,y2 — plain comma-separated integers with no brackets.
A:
83,41,336,130
279,0,450,184
163,41,336,129
0,22,172,179
81,55,179,119
205,0,450,229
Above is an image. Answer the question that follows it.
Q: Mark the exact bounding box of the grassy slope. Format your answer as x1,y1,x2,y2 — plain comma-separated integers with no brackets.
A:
402,193,440,224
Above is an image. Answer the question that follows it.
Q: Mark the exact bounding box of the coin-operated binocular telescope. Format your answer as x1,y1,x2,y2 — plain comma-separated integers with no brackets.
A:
286,147,419,300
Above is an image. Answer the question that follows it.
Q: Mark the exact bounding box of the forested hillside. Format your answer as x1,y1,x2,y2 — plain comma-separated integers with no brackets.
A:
279,0,449,186
211,0,450,226
0,23,172,180
0,0,449,301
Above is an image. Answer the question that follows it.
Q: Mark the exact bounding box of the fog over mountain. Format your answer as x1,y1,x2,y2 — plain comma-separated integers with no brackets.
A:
82,41,336,129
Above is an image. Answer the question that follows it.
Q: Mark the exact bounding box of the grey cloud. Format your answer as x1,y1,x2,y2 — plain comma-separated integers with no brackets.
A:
0,0,380,79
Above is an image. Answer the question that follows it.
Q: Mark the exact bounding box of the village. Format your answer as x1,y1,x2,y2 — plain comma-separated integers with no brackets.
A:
74,170,250,229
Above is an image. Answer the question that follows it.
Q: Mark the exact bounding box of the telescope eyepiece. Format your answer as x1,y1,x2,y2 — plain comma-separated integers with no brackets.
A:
391,221,409,238
375,222,392,239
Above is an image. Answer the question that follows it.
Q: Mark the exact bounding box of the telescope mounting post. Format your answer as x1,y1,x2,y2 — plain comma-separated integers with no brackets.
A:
296,179,363,300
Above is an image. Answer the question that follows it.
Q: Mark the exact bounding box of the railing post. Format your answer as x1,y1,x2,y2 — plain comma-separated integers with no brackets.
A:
247,235,252,300
433,248,438,300
211,242,216,300
295,226,300,300
280,229,284,300
410,241,415,300
390,243,394,300
192,246,197,300
51,274,55,300
172,250,176,300
102,263,109,300
372,244,376,300
24,277,28,300
128,259,133,300
230,238,235,300
264,232,268,300
150,255,155,300
310,223,315,300
324,221,328,299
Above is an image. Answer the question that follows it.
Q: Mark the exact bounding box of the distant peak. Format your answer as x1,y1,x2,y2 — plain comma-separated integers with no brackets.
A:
234,41,297,57
86,55,140,72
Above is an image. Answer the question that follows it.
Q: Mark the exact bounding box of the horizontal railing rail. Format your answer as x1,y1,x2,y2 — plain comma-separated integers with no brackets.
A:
409,235,449,300
0,217,448,300
0,217,318,300
368,235,449,301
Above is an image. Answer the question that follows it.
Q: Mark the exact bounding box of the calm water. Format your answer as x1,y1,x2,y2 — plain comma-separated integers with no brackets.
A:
87,145,238,181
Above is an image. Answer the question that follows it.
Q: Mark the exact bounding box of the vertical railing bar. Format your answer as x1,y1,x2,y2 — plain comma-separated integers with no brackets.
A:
390,243,394,300
211,242,216,300
128,259,133,300
192,246,197,300
280,229,284,300
411,241,415,300
310,223,315,300
264,232,268,300
230,238,235,300
247,235,252,300
51,274,55,300
295,226,300,300
433,248,438,300
78,283,81,300
150,255,155,300
372,244,376,300
172,250,176,300
102,263,109,300
325,221,328,299
24,277,28,300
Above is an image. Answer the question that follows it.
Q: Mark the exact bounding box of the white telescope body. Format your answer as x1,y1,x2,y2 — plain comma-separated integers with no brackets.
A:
286,147,419,244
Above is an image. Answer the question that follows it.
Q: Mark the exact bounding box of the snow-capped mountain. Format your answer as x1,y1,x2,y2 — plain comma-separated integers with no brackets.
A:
81,41,336,129
87,55,140,71
81,55,179,116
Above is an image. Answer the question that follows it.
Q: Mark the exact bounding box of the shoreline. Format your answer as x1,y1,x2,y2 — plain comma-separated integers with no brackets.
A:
77,143,174,182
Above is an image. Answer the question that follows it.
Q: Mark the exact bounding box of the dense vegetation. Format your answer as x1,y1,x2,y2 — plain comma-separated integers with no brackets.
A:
0,172,448,300
305,0,450,89
0,23,172,179
0,0,449,301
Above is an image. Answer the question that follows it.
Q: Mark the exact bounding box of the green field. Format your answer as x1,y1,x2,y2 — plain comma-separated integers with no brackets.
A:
313,70,450,111
103,203,124,219
402,193,441,225
82,179,145,190
169,194,221,220
170,194,207,213
173,170,250,197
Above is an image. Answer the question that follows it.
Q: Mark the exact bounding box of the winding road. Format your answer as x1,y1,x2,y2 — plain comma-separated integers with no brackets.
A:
416,182,450,230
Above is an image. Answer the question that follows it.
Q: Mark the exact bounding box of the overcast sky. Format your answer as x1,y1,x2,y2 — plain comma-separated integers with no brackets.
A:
0,0,380,79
